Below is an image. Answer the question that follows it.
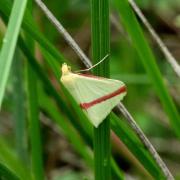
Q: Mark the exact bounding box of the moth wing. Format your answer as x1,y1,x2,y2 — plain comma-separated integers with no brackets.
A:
61,73,126,127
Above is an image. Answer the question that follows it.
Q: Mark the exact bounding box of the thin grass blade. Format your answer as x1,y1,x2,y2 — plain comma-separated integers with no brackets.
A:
0,162,20,180
0,138,32,180
91,0,111,179
0,0,28,108
26,1,44,179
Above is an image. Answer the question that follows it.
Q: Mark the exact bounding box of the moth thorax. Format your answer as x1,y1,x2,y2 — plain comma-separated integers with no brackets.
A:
62,63,71,75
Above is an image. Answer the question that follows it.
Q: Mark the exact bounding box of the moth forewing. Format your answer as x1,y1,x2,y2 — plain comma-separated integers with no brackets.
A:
60,63,127,127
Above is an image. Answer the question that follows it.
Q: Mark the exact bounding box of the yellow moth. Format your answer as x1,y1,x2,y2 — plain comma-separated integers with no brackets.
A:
60,63,127,127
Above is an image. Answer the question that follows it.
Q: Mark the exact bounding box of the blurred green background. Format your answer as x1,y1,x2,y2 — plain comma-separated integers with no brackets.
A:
0,0,180,179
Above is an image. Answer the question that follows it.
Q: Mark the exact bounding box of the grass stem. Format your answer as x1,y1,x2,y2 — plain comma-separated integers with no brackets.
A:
91,0,111,179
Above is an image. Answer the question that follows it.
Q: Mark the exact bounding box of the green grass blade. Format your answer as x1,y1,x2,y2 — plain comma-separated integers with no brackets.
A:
0,162,20,180
0,138,32,180
91,0,111,179
114,0,180,137
26,1,44,179
111,159,124,180
27,65,44,180
0,0,28,108
0,0,66,65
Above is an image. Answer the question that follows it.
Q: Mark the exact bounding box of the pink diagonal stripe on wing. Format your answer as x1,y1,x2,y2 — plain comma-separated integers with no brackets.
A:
80,86,126,109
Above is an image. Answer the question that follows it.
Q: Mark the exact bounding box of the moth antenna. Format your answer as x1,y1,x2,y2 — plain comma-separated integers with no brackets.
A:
75,54,110,73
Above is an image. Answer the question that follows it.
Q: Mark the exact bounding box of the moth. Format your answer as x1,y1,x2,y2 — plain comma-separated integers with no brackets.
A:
60,63,127,128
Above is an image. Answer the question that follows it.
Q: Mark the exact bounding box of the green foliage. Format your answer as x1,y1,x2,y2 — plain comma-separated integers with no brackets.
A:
114,0,180,138
0,0,179,179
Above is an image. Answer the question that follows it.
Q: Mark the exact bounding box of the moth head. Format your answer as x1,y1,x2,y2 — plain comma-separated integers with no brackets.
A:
62,63,71,75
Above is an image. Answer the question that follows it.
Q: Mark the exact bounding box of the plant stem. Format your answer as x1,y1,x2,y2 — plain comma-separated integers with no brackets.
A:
91,0,111,179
